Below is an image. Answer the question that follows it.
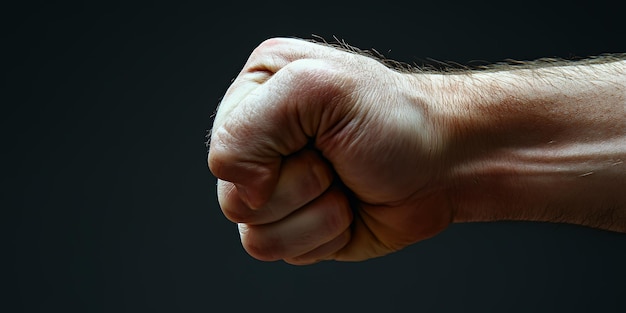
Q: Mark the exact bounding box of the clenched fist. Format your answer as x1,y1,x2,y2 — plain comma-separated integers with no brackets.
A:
207,37,626,265
207,37,457,264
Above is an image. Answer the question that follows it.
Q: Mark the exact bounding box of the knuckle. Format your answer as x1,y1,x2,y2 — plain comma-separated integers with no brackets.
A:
281,59,353,103
250,38,278,56
207,151,224,179
239,225,282,261
221,206,255,224
218,183,267,224
217,181,251,223
282,59,327,81
207,128,231,179
256,37,284,51
246,38,289,74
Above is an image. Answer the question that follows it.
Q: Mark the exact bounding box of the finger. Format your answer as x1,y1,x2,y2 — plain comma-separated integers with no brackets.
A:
283,229,351,265
214,37,340,126
217,149,334,225
238,187,353,261
240,37,339,78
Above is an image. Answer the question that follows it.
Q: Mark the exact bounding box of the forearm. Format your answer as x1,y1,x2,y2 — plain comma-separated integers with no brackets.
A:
424,59,626,232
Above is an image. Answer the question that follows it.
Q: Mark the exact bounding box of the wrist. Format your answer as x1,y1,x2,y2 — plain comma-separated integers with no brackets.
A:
420,64,626,231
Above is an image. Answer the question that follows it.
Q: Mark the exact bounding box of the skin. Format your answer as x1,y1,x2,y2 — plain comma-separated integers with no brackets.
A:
207,37,626,265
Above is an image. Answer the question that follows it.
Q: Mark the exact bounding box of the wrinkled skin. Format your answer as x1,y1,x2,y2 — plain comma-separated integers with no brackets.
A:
207,38,457,264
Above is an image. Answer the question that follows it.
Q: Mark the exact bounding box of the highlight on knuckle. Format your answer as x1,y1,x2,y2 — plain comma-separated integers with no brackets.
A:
246,38,288,74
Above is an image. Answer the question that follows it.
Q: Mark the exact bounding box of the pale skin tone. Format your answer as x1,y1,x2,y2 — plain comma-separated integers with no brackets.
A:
207,37,626,265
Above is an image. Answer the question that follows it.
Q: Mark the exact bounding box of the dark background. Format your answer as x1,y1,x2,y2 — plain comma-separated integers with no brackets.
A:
4,1,626,312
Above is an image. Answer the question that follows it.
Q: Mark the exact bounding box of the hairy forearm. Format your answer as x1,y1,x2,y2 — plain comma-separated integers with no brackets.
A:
421,59,626,232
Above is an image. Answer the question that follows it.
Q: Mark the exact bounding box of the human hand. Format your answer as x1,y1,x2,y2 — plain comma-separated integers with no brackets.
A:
207,38,458,264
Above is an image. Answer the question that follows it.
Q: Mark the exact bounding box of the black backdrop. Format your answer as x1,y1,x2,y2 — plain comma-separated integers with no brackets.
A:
5,1,626,312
